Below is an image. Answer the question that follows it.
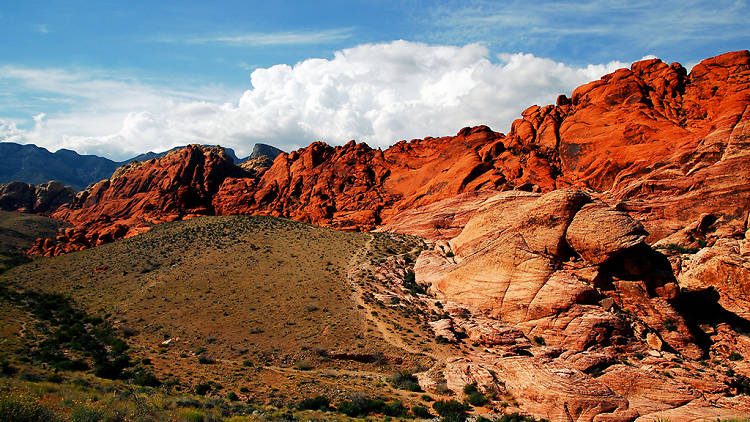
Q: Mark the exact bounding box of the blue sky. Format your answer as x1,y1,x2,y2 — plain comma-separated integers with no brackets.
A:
1,0,748,159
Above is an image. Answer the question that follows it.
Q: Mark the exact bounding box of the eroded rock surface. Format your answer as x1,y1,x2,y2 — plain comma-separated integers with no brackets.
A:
385,188,746,420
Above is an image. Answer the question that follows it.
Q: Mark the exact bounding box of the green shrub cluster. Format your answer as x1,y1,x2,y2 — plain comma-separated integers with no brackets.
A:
463,383,488,406
389,370,422,392
297,396,331,411
335,395,407,418
0,286,159,386
403,270,426,295
432,399,469,422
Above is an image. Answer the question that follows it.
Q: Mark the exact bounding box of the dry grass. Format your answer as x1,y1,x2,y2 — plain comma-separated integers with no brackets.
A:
1,215,438,408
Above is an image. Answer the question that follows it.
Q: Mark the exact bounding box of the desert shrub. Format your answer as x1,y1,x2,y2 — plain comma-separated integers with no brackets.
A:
432,400,468,422
174,397,203,408
730,375,750,395
0,360,17,377
445,251,454,258
403,270,425,295
0,389,62,422
132,368,161,387
195,383,212,395
297,396,331,411
663,319,677,331
46,372,64,383
177,409,206,422
70,405,104,422
241,360,253,367
412,405,432,418
533,336,546,346
336,395,385,417
198,356,215,365
463,383,488,406
383,400,406,417
226,392,238,401
389,370,422,391
729,352,744,361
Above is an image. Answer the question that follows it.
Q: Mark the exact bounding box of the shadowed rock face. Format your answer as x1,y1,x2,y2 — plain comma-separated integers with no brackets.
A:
0,181,75,214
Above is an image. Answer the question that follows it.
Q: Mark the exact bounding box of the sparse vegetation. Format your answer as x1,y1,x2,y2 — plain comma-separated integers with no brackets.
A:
297,395,331,411
729,352,744,361
656,244,700,254
463,383,488,406
432,399,469,422
389,370,422,392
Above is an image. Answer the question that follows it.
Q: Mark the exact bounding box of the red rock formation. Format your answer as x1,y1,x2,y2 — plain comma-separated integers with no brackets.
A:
29,50,750,262
29,145,240,256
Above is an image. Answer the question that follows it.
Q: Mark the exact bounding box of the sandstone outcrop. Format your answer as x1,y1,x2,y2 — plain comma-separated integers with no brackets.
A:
386,188,746,420
0,180,75,214
29,145,241,256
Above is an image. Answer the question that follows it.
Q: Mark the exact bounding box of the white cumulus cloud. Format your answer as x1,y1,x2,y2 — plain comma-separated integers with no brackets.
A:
1,40,632,161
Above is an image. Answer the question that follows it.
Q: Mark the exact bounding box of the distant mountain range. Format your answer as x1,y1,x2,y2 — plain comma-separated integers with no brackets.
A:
0,142,283,191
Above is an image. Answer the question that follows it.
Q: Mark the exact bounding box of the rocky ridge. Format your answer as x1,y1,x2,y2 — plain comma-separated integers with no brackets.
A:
28,50,750,256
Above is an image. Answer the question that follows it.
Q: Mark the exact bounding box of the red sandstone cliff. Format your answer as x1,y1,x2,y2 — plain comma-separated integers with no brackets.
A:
29,50,749,259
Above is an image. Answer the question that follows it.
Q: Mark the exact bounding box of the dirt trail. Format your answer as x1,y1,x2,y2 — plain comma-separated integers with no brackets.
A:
345,234,437,359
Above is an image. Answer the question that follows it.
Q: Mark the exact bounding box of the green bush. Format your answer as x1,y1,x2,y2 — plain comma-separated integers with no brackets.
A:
730,375,750,395
178,410,206,422
336,395,385,417
463,383,489,405
729,352,744,361
389,370,422,392
432,400,468,422
132,368,161,387
297,396,331,411
70,406,104,422
197,356,215,365
383,400,406,417
412,405,432,418
195,383,212,395
403,270,425,295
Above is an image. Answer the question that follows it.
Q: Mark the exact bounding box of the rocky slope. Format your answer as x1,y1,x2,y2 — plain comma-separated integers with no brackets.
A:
382,188,750,420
